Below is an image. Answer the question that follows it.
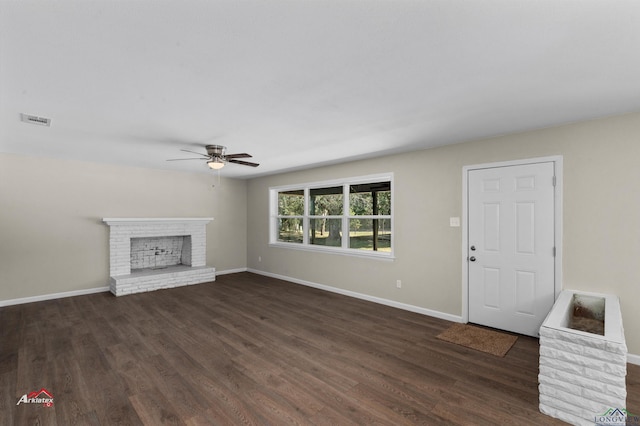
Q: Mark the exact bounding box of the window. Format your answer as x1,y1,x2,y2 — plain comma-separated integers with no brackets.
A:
348,181,391,252
310,186,343,248
271,174,393,258
277,189,304,243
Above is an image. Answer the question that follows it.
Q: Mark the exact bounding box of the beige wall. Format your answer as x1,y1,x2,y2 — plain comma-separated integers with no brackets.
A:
246,112,640,355
0,153,247,301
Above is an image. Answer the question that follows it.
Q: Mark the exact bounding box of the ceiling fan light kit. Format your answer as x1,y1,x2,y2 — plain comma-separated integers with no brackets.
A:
166,144,259,170
207,158,225,170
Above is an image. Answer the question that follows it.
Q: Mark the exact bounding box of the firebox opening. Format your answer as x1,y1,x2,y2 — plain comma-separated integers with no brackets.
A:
130,235,192,272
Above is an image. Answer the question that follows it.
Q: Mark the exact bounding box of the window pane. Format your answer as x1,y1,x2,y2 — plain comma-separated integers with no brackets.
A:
349,182,391,215
278,190,304,216
309,218,342,247
349,219,391,252
349,191,373,215
310,186,343,215
278,218,303,243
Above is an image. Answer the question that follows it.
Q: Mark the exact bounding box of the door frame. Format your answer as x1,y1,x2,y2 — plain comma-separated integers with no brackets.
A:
461,155,563,325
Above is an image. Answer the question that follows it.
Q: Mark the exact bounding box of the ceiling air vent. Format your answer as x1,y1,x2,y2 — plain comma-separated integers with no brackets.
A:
20,113,51,126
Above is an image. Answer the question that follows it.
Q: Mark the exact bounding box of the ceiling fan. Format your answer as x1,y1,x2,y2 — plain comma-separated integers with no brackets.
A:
167,145,259,170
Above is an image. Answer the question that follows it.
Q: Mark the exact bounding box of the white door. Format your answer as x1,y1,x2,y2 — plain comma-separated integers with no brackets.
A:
468,162,556,337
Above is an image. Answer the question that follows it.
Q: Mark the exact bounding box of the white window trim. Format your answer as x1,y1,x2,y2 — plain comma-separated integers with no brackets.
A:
269,173,395,260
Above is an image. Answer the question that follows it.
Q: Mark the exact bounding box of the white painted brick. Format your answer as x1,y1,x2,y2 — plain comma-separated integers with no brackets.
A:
582,345,626,364
540,353,625,387
582,367,626,386
540,335,624,364
539,365,626,398
539,384,607,414
110,266,215,296
539,395,590,423
539,374,584,396
581,387,625,409
539,399,594,426
540,327,608,350
540,375,625,410
540,345,626,377
606,340,628,355
540,353,585,376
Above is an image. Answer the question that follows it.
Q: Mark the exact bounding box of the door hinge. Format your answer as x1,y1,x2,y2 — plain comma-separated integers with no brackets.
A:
552,176,556,187
552,247,556,257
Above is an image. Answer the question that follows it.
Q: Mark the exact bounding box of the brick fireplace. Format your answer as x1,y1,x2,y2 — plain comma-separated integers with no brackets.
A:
102,218,216,296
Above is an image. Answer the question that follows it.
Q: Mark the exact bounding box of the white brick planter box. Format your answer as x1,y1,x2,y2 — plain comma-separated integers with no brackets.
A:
539,290,627,426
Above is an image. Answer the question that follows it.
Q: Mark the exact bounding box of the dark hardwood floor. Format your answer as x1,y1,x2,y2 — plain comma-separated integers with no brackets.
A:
1,272,638,425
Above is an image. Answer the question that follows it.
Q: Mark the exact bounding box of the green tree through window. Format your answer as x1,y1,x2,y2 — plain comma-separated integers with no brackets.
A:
310,186,343,247
277,190,304,243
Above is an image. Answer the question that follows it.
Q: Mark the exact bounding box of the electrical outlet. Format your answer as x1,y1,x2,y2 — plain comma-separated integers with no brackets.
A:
396,280,402,288
258,256,262,262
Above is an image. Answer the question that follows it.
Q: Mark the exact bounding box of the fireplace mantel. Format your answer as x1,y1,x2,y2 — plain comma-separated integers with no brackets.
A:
103,217,216,296
103,217,214,226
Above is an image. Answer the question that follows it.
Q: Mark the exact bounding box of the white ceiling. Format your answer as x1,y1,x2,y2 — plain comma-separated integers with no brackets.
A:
2,1,640,178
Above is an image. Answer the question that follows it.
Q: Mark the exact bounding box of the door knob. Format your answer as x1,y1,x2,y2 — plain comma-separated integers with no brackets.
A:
469,256,476,262
470,245,476,251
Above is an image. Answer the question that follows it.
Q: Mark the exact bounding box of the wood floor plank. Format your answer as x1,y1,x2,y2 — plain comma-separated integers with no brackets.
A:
347,381,434,425
308,405,362,426
0,305,22,377
0,372,17,426
129,386,185,426
51,353,101,426
628,363,640,416
186,369,265,425
141,359,211,420
2,271,639,425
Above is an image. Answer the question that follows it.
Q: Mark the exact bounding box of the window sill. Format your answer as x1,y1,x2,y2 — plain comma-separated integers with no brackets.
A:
269,242,395,261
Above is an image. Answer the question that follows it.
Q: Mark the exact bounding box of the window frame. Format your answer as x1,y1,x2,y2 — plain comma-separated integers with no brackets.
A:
269,173,394,260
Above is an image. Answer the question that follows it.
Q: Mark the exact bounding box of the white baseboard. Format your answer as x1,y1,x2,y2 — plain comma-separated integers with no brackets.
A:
247,268,463,323
628,353,640,366
0,269,247,307
0,286,110,307
216,267,248,276
0,268,247,307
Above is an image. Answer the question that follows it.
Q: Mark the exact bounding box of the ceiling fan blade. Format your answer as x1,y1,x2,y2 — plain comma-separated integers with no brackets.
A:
180,149,210,157
166,158,208,161
228,159,260,167
225,153,252,159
